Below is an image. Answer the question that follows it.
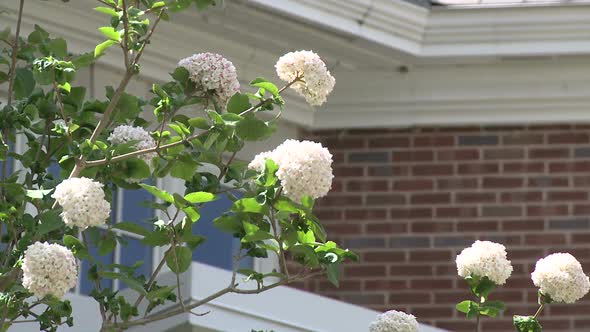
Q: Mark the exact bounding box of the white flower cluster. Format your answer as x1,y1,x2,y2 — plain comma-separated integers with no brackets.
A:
275,50,335,106
248,139,334,203
531,253,590,303
369,310,419,332
456,240,513,285
22,242,78,299
52,177,111,229
178,52,240,107
108,125,157,164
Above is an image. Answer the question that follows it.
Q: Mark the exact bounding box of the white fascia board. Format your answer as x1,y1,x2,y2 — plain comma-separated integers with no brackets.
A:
126,262,448,332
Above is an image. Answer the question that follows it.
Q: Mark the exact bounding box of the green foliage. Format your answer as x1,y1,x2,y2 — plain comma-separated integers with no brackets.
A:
456,275,506,324
0,0,353,330
513,315,542,332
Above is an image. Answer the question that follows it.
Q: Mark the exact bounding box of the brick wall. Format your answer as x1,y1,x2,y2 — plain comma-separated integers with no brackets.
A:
298,125,590,332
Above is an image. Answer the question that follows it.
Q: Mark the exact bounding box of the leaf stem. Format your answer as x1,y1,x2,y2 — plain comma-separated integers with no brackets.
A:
533,303,545,319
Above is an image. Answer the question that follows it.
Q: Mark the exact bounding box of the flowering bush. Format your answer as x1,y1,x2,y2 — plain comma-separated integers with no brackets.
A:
0,1,354,331
369,310,418,332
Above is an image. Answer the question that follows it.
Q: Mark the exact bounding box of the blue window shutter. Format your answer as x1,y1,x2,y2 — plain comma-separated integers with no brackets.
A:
192,192,253,270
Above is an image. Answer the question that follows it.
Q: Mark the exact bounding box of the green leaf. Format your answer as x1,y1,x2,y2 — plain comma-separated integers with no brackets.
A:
214,215,242,233
63,235,89,259
195,0,216,10
170,161,197,181
94,39,118,57
141,229,170,246
226,92,251,114
151,1,166,9
182,207,200,223
182,234,205,250
98,232,117,256
188,117,210,130
146,285,176,302
124,158,151,179
475,276,497,300
71,52,95,68
112,222,150,237
139,184,174,203
13,68,35,100
98,271,147,295
233,197,267,214
26,189,53,199
98,27,121,41
243,230,274,242
291,245,319,267
94,6,119,16
513,315,542,332
48,38,68,58
166,246,192,273
250,77,279,97
235,115,274,141
38,210,64,235
326,263,340,287
184,192,216,203
456,300,480,320
171,66,189,84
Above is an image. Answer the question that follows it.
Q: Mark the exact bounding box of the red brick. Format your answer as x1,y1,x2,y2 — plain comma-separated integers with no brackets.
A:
501,191,543,203
412,164,454,176
368,137,409,148
333,166,364,177
324,223,362,235
504,162,545,173
413,136,455,147
573,204,590,216
525,234,566,245
458,163,499,175
317,280,362,292
389,292,431,304
325,137,366,149
392,150,434,162
503,133,544,145
362,251,405,263
483,177,524,188
411,222,453,233
366,223,407,233
572,233,590,244
364,280,407,290
547,191,588,201
410,279,453,289
344,265,386,277
548,133,589,144
549,161,590,173
390,208,432,219
393,179,433,191
317,195,363,207
436,149,479,161
455,192,496,203
410,193,451,205
457,221,499,232
366,194,406,205
437,178,478,190
529,148,570,159
345,209,388,220
346,180,388,192
527,205,569,217
502,219,545,231
528,176,569,187
409,250,452,262
436,207,478,218
411,307,453,319
484,148,525,160
389,265,433,276
573,175,590,187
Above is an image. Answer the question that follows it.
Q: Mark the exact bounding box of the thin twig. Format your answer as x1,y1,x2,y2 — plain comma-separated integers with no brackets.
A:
533,303,545,319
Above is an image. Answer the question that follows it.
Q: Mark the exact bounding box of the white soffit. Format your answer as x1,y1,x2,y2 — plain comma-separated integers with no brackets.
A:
3,0,590,129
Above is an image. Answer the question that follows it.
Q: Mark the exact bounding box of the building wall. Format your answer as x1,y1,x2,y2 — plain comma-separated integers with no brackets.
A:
298,124,590,332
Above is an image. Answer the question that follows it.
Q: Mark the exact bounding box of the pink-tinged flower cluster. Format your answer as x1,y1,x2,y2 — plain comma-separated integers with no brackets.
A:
52,177,111,229
108,125,157,164
178,52,240,108
248,139,333,203
275,50,335,106
22,242,78,299
532,253,590,303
